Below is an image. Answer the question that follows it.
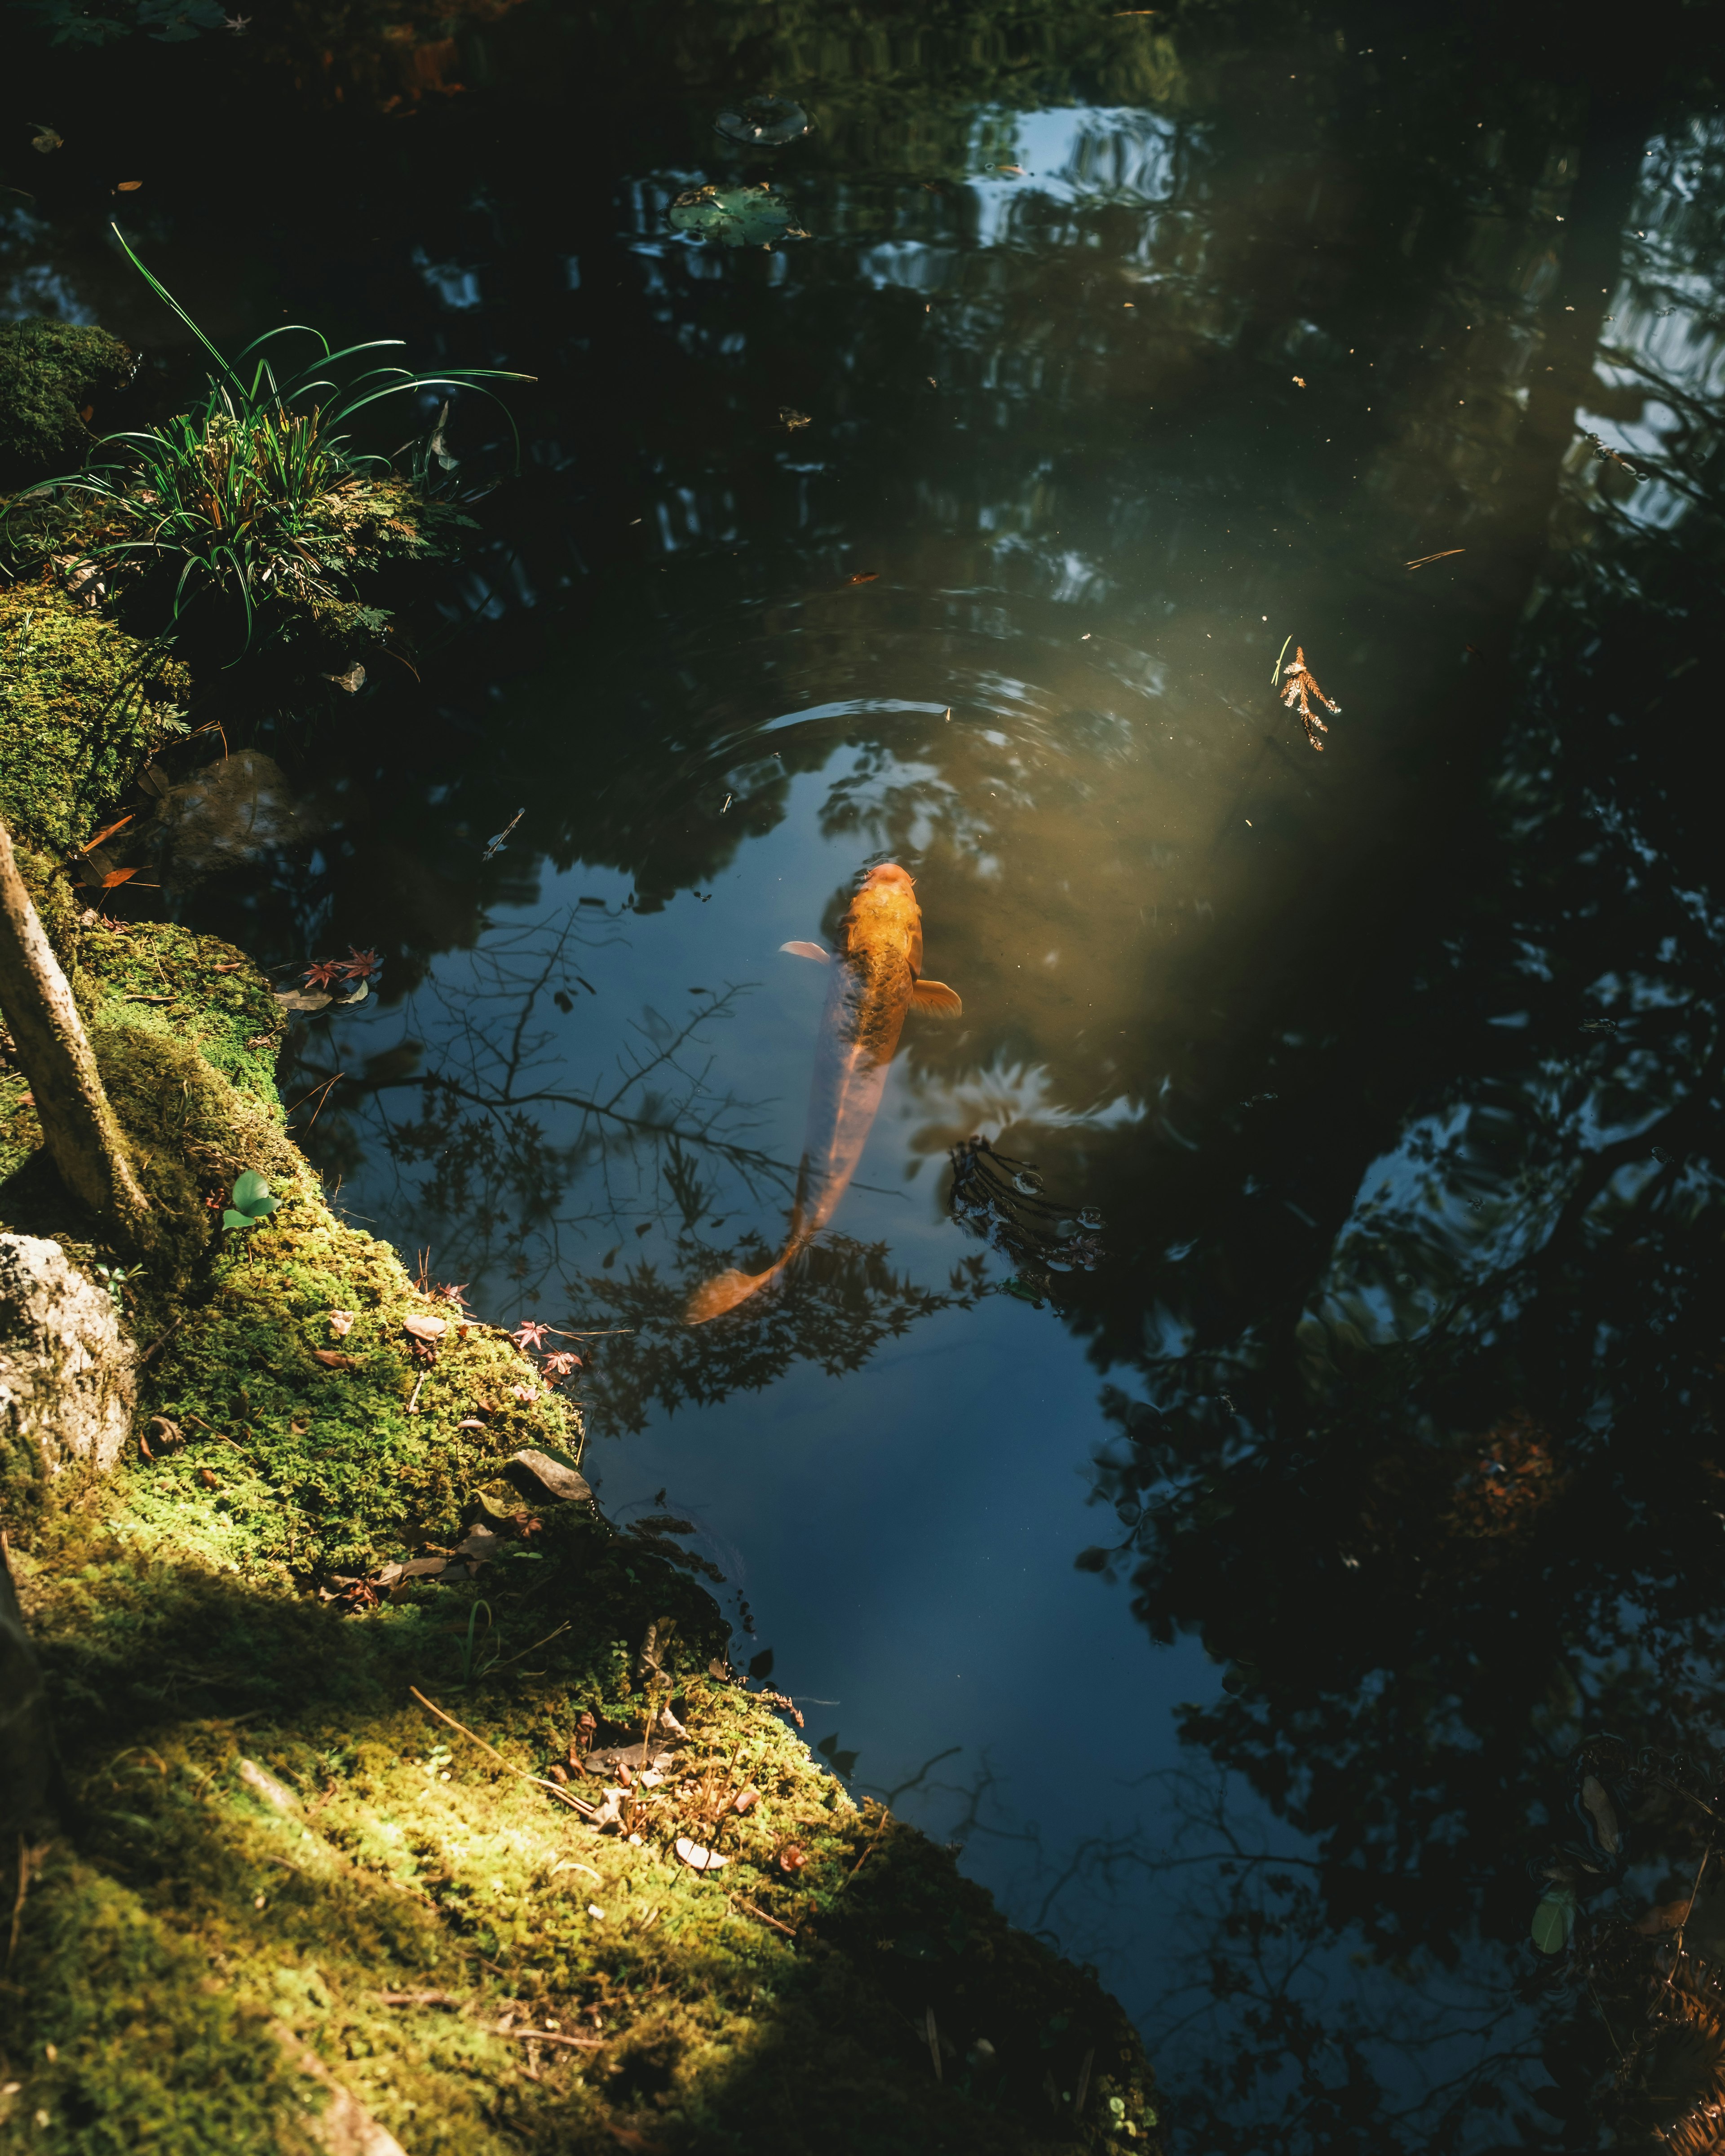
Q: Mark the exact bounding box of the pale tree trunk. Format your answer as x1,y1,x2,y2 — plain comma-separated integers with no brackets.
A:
0,818,152,1250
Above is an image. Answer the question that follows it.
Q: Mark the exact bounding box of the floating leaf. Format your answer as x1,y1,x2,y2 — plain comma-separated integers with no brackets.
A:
116,180,143,192
100,868,138,889
668,183,798,249
713,96,811,147
1531,1888,1577,1955
30,123,63,154
848,571,879,584
402,1314,448,1341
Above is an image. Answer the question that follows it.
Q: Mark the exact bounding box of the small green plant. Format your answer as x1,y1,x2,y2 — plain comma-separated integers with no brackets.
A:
459,1599,497,1688
4,224,531,655
93,1260,141,1308
221,1169,279,1233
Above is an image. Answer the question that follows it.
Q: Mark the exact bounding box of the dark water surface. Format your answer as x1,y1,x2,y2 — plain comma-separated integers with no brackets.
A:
9,4,1725,2145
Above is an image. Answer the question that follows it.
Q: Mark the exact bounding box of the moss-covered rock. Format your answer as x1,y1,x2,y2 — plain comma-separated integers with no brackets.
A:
0,318,135,486
0,574,190,855
4,466,473,684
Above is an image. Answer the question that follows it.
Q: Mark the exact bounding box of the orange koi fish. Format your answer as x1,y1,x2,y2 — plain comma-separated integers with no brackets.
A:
685,862,962,1324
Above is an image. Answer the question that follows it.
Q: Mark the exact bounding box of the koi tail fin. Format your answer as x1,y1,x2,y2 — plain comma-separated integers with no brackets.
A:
684,1261,783,1325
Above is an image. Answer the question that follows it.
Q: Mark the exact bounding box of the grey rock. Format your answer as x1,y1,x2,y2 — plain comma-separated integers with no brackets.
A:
0,1232,137,1479
504,1449,592,1505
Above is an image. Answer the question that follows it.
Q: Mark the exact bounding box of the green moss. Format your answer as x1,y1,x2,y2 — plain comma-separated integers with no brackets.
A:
0,575,190,854
80,916,288,1107
6,1552,1156,2154
0,318,135,486
2,1860,312,2153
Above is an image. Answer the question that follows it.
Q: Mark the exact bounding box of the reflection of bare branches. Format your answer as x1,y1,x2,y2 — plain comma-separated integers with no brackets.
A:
883,1751,1540,2154
571,1235,990,1434
858,1745,963,1809
288,909,795,1296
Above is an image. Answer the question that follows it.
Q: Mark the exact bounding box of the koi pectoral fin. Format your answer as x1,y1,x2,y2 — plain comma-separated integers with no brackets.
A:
780,941,831,963
910,979,963,1016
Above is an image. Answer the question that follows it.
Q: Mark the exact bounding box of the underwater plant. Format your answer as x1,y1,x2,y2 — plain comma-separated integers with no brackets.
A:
3,225,531,657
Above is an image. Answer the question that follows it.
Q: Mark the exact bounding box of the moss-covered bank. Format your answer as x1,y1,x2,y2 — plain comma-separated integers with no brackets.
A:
0,547,1161,2148
0,320,136,490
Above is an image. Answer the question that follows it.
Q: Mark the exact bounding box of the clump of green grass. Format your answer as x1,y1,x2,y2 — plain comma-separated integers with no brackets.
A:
4,225,531,660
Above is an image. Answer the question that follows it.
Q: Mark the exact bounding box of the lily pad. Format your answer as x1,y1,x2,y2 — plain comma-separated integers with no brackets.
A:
1530,1887,1577,1955
669,183,800,249
713,96,811,148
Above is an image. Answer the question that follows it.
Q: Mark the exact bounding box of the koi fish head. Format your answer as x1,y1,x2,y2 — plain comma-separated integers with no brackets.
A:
859,862,915,892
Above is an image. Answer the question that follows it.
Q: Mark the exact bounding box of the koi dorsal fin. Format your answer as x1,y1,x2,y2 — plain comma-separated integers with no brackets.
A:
780,941,830,962
910,979,963,1016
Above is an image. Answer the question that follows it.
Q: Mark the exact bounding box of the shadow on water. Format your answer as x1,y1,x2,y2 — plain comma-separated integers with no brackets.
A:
10,0,1725,2143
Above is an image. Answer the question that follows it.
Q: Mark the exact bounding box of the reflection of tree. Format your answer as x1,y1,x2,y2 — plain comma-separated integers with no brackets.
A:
288,908,793,1293
570,1233,987,1434
1054,117,1725,2152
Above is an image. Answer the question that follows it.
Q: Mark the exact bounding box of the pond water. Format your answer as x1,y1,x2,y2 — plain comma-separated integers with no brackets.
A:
10,5,1725,2147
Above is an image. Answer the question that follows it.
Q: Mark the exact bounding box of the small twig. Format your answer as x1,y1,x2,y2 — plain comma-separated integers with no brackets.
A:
925,2004,943,2082
286,1070,345,1131
137,1312,187,1366
1075,2046,1095,2116
1404,548,1465,570
408,1687,597,1816
488,2024,604,2050
8,1837,48,1971
841,1800,894,1889
730,1896,797,1939
184,1414,247,1453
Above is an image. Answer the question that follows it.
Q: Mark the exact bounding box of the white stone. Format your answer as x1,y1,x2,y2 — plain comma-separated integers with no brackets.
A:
0,1233,137,1478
